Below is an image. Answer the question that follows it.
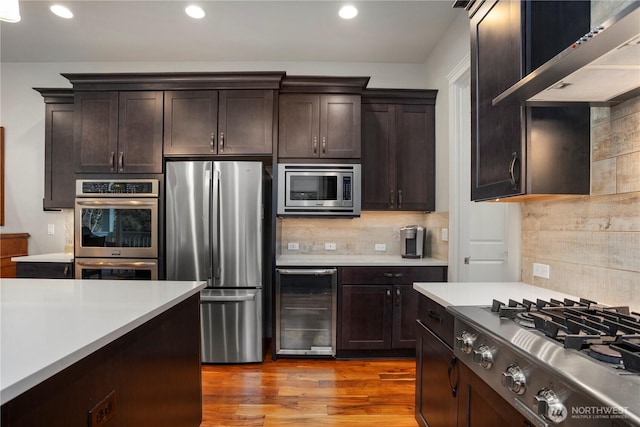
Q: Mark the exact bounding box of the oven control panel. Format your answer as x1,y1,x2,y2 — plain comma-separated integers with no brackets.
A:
76,179,159,197
452,317,625,427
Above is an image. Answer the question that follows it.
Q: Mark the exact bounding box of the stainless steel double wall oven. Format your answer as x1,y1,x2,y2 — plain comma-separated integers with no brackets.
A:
74,179,159,280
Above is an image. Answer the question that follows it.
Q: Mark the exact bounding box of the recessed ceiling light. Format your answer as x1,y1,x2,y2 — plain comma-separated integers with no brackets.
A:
50,4,73,19
185,5,205,19
0,0,21,22
339,5,358,20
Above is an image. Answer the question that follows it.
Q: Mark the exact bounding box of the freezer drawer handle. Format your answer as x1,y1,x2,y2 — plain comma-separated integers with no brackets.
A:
277,268,337,276
201,293,257,303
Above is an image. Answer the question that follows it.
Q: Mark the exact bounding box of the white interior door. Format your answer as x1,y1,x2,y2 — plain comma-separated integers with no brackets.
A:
448,55,520,283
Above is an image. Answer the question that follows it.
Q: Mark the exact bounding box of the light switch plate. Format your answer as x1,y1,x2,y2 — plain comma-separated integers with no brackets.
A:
287,242,299,250
533,263,550,279
325,242,336,251
47,224,55,235
441,228,448,242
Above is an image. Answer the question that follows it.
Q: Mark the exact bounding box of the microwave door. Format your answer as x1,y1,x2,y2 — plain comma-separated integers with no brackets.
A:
287,173,340,207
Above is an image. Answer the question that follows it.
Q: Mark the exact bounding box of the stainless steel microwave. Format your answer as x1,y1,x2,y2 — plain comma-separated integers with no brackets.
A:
277,164,361,216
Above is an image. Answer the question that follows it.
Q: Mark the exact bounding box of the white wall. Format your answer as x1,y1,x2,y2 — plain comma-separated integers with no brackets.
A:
0,60,429,254
423,12,471,212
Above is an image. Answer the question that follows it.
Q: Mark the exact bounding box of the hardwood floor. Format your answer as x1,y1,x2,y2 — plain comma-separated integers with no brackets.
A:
200,355,418,426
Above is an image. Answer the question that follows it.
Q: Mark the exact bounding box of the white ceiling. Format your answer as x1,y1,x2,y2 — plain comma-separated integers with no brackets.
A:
0,1,461,64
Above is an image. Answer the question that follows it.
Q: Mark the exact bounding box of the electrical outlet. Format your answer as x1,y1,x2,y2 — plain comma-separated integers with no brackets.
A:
89,390,116,427
287,242,299,251
325,242,336,251
533,263,550,279
374,243,386,251
47,224,55,235
441,228,449,242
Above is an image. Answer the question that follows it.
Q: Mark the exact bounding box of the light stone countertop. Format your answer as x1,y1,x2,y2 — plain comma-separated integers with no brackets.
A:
413,281,584,308
276,254,448,267
0,278,206,405
11,252,74,263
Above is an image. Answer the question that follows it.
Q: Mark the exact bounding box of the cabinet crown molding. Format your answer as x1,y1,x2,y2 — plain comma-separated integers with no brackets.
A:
61,71,286,91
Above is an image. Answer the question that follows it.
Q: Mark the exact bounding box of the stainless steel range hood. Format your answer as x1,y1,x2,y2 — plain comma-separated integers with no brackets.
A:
493,1,640,107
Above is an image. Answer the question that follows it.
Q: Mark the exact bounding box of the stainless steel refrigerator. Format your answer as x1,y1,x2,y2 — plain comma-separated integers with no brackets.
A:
166,161,264,363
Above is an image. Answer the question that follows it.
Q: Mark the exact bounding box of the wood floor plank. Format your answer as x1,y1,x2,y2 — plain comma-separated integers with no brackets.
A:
201,354,417,426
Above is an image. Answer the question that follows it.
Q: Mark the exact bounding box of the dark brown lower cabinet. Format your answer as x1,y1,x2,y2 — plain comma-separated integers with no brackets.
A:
415,319,458,427
338,266,447,357
457,361,529,427
1,295,202,427
16,262,74,279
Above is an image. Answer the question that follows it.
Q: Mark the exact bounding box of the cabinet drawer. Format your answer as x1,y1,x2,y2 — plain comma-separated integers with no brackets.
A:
341,266,446,285
16,262,74,279
418,295,454,348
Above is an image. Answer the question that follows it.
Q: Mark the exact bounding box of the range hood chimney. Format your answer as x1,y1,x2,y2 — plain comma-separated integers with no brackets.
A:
493,1,640,107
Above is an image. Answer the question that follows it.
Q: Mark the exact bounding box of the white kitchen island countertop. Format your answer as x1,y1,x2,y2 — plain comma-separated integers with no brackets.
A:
276,254,448,267
413,281,583,308
0,278,206,405
11,252,74,263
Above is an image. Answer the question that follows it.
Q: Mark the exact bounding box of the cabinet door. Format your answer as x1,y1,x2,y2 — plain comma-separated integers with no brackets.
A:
470,0,523,201
218,90,273,155
396,104,435,211
74,91,119,173
44,102,75,209
339,285,392,350
457,362,528,427
164,90,218,156
362,103,396,210
391,285,419,349
118,91,163,173
416,321,458,427
16,262,74,279
320,95,361,159
278,94,319,158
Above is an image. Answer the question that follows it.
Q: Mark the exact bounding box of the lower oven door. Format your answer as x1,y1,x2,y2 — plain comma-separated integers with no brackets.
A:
75,258,158,280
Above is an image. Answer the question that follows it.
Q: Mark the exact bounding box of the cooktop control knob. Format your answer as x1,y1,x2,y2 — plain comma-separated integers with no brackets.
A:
472,345,494,369
502,365,526,395
534,388,567,423
455,331,476,354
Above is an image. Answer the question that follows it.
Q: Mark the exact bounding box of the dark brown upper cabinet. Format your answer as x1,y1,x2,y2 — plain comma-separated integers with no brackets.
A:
73,91,163,174
361,90,437,211
34,88,75,209
278,76,369,161
470,0,591,201
164,89,275,156
279,94,361,159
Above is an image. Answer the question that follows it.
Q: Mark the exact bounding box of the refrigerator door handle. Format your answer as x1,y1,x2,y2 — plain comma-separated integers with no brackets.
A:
201,292,258,303
212,169,222,282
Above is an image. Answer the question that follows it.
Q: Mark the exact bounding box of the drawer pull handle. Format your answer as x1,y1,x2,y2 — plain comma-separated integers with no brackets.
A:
427,309,443,323
383,272,403,278
448,356,459,398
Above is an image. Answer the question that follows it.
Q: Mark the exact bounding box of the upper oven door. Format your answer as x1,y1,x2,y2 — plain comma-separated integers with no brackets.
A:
285,171,350,208
75,198,158,258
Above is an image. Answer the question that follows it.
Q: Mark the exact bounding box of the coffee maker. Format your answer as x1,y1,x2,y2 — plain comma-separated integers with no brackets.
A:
400,225,425,259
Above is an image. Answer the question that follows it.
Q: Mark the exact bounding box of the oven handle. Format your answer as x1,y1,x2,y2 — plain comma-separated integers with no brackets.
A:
76,260,158,269
75,200,157,207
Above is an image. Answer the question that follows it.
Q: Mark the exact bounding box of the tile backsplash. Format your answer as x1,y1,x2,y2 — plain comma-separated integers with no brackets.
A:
277,211,449,260
521,96,640,311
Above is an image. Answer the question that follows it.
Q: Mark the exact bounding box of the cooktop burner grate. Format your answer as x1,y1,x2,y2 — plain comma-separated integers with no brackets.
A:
490,297,640,372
